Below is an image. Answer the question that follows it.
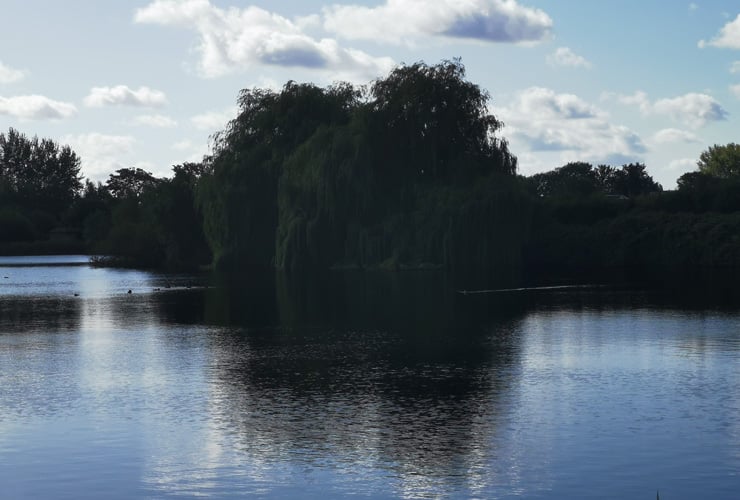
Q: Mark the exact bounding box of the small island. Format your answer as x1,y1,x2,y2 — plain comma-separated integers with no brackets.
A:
3,61,740,290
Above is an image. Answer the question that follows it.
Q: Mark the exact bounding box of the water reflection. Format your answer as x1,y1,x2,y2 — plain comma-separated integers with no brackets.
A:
182,270,525,497
1,259,739,498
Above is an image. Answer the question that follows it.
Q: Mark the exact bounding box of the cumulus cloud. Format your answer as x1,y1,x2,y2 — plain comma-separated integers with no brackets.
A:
495,87,645,165
730,61,740,73
134,0,394,80
651,128,701,144
60,133,136,181
730,84,740,99
323,0,552,44
546,47,591,68
0,95,77,120
612,90,652,113
609,90,727,128
653,93,727,127
132,114,178,128
508,86,601,120
699,13,740,48
0,61,27,84
84,85,167,108
190,107,238,131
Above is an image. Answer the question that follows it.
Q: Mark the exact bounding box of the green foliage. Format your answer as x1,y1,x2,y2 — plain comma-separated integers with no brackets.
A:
95,164,211,269
673,171,740,212
201,60,525,285
530,162,600,198
106,167,161,199
611,163,663,197
0,128,82,214
368,59,516,184
697,143,740,178
199,80,359,270
530,161,661,198
0,208,35,242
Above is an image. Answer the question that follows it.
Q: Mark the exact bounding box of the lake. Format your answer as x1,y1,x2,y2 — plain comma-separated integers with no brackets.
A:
0,256,738,499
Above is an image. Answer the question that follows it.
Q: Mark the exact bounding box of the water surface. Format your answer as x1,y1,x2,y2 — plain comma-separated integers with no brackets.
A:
0,256,738,498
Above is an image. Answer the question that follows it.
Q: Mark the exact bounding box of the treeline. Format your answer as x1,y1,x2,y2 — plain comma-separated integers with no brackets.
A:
5,60,740,285
0,129,83,252
0,129,209,268
525,149,740,281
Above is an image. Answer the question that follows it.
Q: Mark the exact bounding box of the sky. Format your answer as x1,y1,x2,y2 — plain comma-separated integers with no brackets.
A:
2,1,740,188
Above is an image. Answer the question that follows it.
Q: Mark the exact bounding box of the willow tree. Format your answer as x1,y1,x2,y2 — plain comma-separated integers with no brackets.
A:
275,60,526,278
198,81,360,270
197,60,527,284
369,59,516,189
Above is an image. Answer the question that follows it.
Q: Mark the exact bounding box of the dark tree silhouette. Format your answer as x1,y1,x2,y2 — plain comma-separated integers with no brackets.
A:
0,128,82,213
610,163,662,197
198,59,523,282
106,167,161,199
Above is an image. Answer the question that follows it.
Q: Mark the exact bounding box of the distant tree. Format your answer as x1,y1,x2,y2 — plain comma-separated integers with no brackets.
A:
610,163,662,197
172,162,207,183
148,163,211,269
677,171,714,192
529,162,661,198
675,170,740,213
530,162,598,197
697,143,740,178
0,128,82,213
106,167,161,199
594,164,617,193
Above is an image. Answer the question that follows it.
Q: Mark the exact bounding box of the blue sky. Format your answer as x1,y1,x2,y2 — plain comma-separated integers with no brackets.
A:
2,1,740,188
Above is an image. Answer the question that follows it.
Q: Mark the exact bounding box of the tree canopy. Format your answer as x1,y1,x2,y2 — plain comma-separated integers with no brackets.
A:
697,143,740,179
0,128,82,213
530,161,661,198
198,59,523,280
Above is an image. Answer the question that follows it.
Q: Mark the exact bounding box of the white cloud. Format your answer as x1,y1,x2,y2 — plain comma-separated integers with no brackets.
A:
172,139,195,151
614,90,652,113
84,85,167,108
171,139,208,164
689,3,698,12
134,0,394,80
730,61,740,73
190,107,237,131
0,61,27,84
668,158,697,171
495,87,645,165
0,95,77,120
699,13,740,48
509,86,602,120
653,93,727,127
609,90,727,128
323,0,552,45
60,133,136,181
730,84,740,99
651,128,701,144
132,114,178,128
546,47,591,68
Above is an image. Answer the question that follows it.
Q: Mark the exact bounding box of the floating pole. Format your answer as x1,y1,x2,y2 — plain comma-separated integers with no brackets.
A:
457,284,608,295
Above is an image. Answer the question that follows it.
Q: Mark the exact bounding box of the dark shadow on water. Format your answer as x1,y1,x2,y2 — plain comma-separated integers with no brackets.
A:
0,296,82,334
150,268,530,483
